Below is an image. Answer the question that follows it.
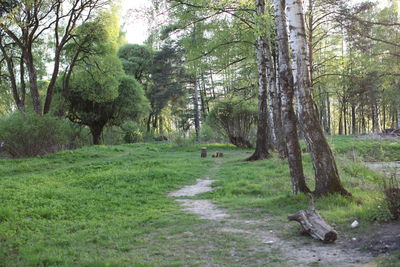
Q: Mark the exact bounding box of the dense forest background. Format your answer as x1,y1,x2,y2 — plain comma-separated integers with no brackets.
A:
0,0,399,152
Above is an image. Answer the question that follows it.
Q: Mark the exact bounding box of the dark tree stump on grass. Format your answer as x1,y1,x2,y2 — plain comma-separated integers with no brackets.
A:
288,209,337,243
201,147,207,158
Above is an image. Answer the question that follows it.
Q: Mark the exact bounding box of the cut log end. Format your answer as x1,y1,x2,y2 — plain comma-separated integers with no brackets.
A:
288,209,338,243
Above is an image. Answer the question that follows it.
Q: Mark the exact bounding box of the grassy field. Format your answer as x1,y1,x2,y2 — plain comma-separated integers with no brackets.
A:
0,136,399,266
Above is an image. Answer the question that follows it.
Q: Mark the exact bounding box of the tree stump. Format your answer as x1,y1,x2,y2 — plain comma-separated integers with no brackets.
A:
201,147,207,158
288,209,337,243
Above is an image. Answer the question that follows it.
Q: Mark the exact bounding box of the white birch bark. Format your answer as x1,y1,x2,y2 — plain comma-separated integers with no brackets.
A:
286,0,349,196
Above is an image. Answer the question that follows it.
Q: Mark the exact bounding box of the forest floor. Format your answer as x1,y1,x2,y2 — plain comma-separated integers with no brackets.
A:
0,136,399,266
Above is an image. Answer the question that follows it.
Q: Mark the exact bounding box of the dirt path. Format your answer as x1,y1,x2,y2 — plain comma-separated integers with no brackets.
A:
169,161,376,266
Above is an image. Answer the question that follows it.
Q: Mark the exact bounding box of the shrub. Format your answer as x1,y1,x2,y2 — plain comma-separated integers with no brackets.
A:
207,97,257,148
200,124,226,143
101,126,125,145
121,121,145,143
170,131,196,147
0,112,69,158
64,122,91,149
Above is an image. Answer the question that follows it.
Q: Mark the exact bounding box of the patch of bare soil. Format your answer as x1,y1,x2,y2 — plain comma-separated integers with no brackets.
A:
169,179,216,197
176,199,230,220
169,168,385,266
347,222,400,256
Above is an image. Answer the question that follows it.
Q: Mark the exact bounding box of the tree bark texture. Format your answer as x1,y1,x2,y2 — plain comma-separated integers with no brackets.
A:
273,0,310,194
247,0,271,161
286,0,350,196
270,52,288,158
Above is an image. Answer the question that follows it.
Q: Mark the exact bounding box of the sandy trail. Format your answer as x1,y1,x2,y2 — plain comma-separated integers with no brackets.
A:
169,164,375,266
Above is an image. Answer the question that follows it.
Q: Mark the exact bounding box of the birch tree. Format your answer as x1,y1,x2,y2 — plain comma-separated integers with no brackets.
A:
247,0,271,161
286,0,349,196
273,0,310,194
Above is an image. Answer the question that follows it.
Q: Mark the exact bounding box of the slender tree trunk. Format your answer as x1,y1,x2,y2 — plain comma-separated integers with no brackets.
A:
247,0,271,161
391,109,396,129
43,49,61,114
351,104,357,135
338,106,343,135
361,106,366,134
24,48,42,114
372,103,380,133
327,92,331,134
286,0,349,196
344,104,348,135
273,0,310,194
193,77,201,142
382,105,386,130
321,89,327,133
146,112,153,133
397,109,400,129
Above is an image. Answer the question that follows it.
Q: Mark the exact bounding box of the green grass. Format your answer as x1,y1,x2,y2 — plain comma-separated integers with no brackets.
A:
0,137,399,266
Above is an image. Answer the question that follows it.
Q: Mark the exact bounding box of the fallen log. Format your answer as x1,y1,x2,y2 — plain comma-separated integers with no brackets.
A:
288,209,338,243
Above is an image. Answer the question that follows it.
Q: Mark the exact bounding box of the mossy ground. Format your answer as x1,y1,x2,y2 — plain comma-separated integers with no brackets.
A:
0,137,399,266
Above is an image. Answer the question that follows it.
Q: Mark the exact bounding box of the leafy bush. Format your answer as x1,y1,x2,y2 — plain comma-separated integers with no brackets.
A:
121,121,145,143
207,97,257,148
101,126,125,145
64,123,91,148
0,112,70,158
200,124,226,143
170,131,196,147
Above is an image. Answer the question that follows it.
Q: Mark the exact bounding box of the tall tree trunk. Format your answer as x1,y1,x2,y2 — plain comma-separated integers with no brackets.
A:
351,104,357,135
382,105,386,131
90,124,104,145
396,108,400,129
286,0,350,196
361,105,366,134
338,106,343,135
320,88,327,133
24,48,42,114
147,112,153,133
273,0,310,194
344,104,348,135
193,77,201,142
271,50,288,158
397,109,400,129
372,103,380,133
247,0,271,161
43,48,61,114
391,109,396,129
327,92,331,134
